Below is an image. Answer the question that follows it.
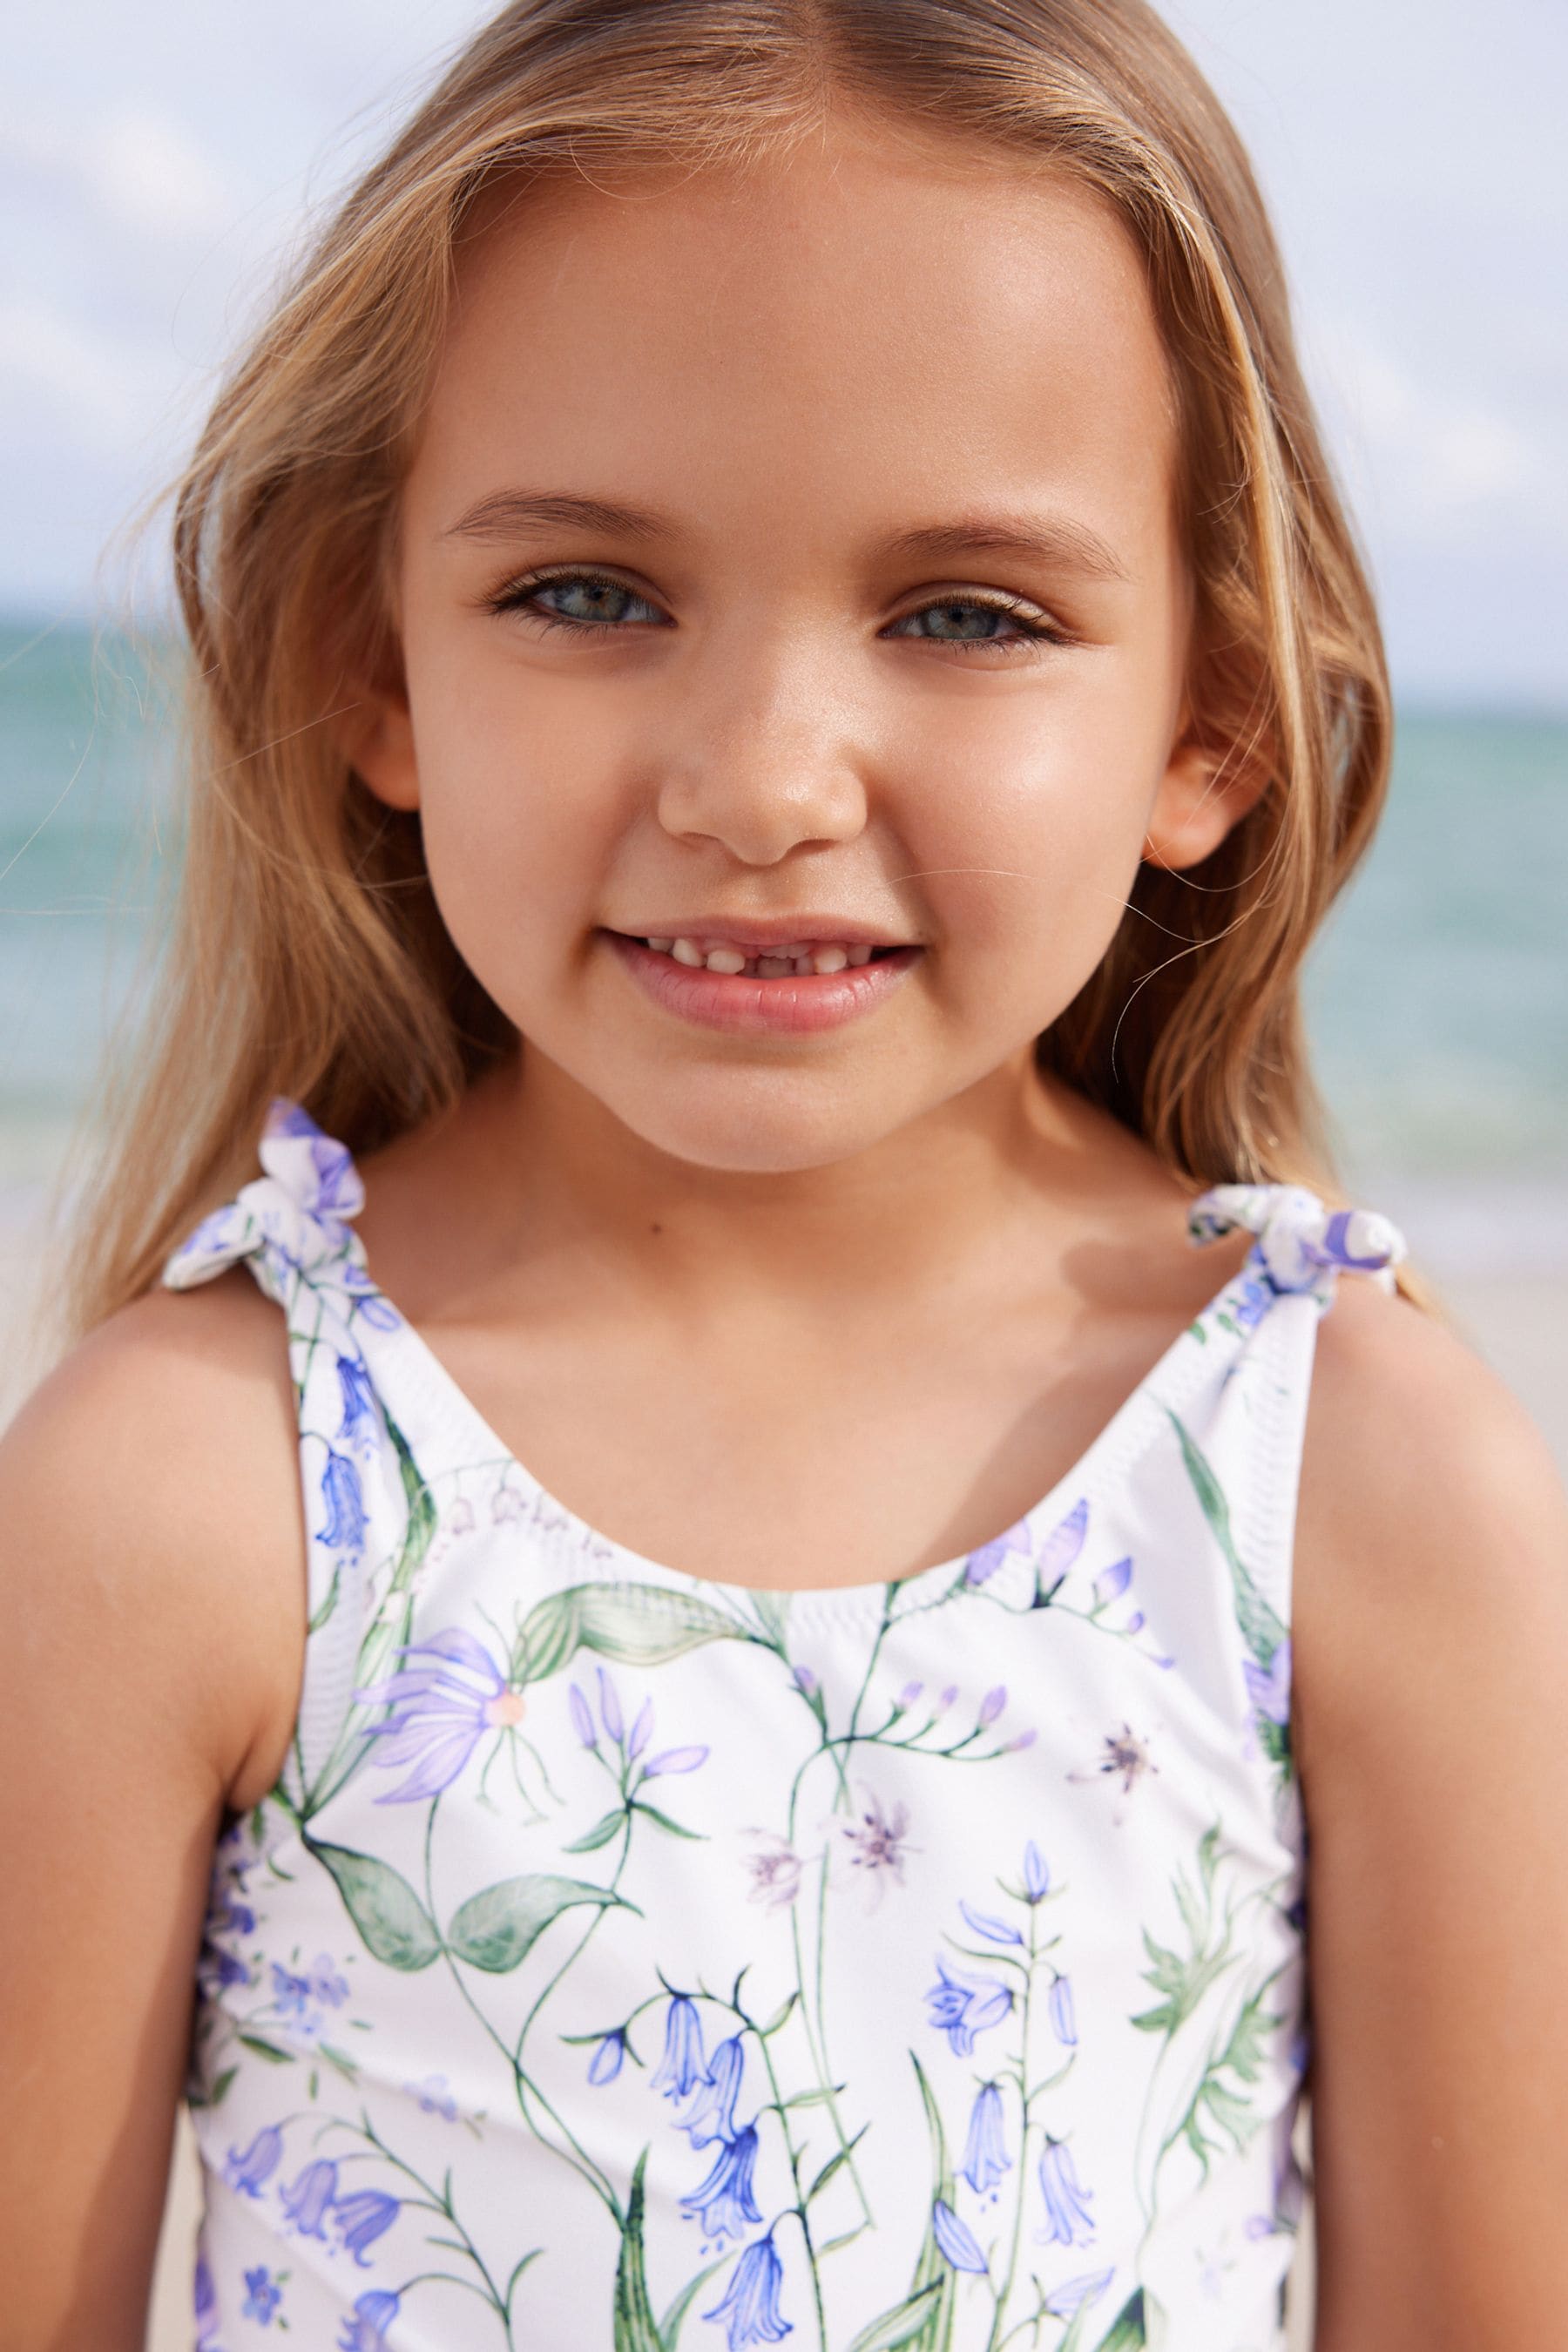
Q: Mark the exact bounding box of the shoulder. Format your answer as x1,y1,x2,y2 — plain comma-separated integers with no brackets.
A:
1294,1274,1568,1774
0,1270,308,1808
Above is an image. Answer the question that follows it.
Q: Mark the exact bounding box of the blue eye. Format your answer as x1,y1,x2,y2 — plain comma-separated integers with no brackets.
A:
492,572,665,632
888,597,1058,652
486,570,1063,654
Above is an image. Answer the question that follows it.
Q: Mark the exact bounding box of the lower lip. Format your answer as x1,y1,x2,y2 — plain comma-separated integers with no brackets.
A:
603,932,922,1036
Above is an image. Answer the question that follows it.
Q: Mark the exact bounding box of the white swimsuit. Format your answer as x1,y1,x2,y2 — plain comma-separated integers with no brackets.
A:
164,1100,1403,2352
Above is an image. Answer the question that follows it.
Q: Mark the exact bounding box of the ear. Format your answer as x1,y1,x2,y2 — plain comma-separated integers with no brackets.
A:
338,676,420,813
1142,711,1270,873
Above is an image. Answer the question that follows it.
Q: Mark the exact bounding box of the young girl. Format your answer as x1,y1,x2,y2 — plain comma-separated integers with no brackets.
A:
5,3,1565,2348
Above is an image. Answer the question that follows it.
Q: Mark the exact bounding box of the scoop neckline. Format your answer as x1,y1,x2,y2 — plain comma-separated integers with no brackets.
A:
360,1248,1250,1625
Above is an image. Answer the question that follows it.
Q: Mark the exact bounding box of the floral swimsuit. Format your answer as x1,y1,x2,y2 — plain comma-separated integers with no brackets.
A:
164,1101,1404,2352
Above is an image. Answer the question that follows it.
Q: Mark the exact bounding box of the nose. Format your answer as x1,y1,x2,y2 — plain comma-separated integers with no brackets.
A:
652,633,870,868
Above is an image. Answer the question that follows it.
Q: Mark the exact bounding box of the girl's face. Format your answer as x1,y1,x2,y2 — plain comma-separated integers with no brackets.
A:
360,118,1251,1173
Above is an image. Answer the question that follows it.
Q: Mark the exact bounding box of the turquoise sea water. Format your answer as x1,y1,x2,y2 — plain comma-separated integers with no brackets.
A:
3,617,1565,1234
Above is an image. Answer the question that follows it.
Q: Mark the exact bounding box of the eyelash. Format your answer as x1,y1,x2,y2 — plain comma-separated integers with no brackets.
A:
482,566,1072,656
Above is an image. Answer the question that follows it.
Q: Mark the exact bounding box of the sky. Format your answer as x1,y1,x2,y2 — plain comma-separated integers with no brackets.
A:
2,0,1564,704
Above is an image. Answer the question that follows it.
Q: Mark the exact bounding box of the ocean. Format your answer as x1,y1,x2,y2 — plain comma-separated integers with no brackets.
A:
3,618,1565,1270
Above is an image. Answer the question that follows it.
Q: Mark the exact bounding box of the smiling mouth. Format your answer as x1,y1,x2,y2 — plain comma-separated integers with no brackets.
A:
612,932,910,978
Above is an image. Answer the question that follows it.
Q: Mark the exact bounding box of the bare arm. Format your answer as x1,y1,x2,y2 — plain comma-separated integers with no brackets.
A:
1294,1282,1568,2349
0,1276,305,2350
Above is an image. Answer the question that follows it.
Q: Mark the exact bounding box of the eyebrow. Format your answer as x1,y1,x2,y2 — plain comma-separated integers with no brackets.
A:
444,490,1130,583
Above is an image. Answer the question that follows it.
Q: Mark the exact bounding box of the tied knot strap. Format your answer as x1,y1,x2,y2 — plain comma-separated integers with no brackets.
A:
1188,1180,1407,1301
163,1098,379,1303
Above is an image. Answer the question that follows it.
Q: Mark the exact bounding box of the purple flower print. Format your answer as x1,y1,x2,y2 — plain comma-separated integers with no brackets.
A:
839,1789,914,1900
627,1698,654,1760
241,2265,283,2325
266,1098,361,1218
598,1666,625,1742
339,2289,401,2351
1037,1497,1090,1594
194,2251,220,2350
925,1959,1013,2056
652,1996,709,2102
643,1743,708,1778
896,1680,923,1708
680,2122,762,2247
223,2126,282,2197
270,1955,348,2039
569,1682,597,1747
340,1261,402,1333
357,1627,524,1803
404,2073,458,2119
1093,1556,1133,1608
588,2031,627,2085
490,1483,526,1523
959,2082,1010,2199
1037,2137,1095,2247
319,1450,367,1558
280,2158,338,2240
743,1833,804,1912
335,1355,378,1444
977,1685,1007,1728
680,2035,744,2148
932,2199,990,2274
964,1514,1032,1588
703,2227,792,2347
1049,1975,1078,2047
332,2189,398,2266
1023,1842,1051,1903
1045,2268,1115,2319
1244,1639,1293,1728
793,1664,818,1698
959,1903,1024,1947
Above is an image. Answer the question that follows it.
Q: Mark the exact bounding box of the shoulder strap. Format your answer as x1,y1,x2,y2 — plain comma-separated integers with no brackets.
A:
1189,1179,1407,1304
162,1100,418,1815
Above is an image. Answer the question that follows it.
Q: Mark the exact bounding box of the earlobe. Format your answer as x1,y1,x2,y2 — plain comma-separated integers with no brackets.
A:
337,689,421,813
1143,730,1269,873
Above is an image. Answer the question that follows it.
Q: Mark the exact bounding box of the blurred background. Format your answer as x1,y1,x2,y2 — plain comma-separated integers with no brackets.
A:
2,3,1564,2346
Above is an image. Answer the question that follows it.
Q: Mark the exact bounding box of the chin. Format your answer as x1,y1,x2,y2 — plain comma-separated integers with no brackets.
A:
608,1069,905,1177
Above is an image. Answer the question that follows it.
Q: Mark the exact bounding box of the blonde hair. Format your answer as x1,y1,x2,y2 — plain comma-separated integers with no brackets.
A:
60,0,1399,1339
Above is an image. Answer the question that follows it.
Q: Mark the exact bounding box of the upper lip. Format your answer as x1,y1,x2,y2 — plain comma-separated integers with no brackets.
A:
609,918,914,950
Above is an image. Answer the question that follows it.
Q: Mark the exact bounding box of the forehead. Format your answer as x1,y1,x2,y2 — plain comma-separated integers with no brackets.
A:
413,121,1179,552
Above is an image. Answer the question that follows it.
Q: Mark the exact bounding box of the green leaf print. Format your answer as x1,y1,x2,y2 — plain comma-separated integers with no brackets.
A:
612,2146,663,2352
307,1839,442,1970
844,2282,944,2352
1166,1410,1286,1666
446,1872,626,1972
516,1584,745,1682
901,2051,957,2352
1092,2288,1147,2349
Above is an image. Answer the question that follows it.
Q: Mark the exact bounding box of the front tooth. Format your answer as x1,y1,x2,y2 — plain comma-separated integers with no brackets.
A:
705,946,747,975
846,944,873,966
671,937,705,966
810,945,849,975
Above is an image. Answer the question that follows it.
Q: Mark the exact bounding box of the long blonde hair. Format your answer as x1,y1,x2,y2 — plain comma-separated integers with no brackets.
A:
60,0,1397,1340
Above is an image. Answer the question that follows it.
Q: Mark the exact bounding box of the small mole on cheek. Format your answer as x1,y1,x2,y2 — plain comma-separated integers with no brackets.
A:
650,1222,663,1236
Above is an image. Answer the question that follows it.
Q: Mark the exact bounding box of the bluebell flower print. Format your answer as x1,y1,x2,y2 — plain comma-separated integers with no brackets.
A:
642,1743,708,1778
224,2126,282,2197
1037,1497,1090,1592
271,1954,348,2038
1037,2137,1095,2247
1244,1638,1292,1728
194,2251,220,2350
959,1902,1023,1946
1045,2268,1115,2319
1023,1842,1051,1903
332,2190,398,2265
357,1627,522,1803
339,2291,401,2352
652,1995,709,2101
1049,1976,1078,2046
680,2034,743,2146
319,1450,367,1557
404,2073,457,2119
703,2227,792,2347
959,2082,1010,2198
931,2200,989,2274
926,1958,1013,2055
280,2158,339,2240
965,1514,1032,1587
588,2031,627,2085
1093,1557,1133,1608
977,1685,1007,1728
335,1353,378,1444
680,2122,762,2246
241,2265,283,2325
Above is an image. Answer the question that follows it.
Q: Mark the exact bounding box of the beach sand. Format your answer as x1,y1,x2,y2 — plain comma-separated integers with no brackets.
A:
3,1216,1560,2350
